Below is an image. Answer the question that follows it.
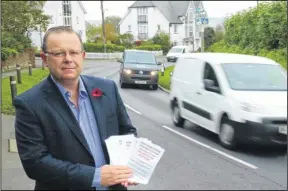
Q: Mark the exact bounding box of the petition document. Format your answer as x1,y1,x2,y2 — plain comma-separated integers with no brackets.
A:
105,135,165,184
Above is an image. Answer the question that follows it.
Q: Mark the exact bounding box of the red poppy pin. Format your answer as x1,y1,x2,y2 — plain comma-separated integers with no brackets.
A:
91,88,103,98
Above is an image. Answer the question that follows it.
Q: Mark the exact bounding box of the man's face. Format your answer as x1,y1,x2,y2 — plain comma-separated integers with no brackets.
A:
41,32,85,82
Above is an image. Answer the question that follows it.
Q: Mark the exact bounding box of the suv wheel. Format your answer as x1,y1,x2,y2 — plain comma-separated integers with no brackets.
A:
172,100,185,127
219,116,237,150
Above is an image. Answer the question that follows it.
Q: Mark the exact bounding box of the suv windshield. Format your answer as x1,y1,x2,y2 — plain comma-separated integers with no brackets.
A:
125,51,156,64
221,63,287,91
169,48,183,53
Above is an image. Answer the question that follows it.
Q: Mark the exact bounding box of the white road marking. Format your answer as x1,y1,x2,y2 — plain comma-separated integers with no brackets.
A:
162,125,258,169
124,103,141,115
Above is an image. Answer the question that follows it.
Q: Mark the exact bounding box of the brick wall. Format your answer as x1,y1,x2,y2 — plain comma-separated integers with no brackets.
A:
1,49,35,72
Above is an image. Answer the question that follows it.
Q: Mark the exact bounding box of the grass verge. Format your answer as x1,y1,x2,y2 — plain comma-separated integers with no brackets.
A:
2,68,50,115
158,65,174,90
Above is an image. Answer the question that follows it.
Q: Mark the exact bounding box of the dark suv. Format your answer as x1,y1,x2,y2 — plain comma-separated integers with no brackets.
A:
117,50,164,90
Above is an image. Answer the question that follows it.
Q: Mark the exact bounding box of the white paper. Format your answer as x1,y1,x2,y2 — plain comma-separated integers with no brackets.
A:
105,135,165,185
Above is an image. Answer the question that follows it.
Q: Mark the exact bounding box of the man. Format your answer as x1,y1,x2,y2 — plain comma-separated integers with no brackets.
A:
14,26,138,190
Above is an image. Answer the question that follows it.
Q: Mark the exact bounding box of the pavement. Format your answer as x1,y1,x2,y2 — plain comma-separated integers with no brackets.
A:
2,58,287,190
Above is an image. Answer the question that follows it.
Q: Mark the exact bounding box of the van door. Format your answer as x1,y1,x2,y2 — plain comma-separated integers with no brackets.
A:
179,59,207,127
198,62,224,133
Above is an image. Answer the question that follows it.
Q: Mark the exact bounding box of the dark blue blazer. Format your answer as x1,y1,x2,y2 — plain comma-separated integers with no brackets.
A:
14,75,137,190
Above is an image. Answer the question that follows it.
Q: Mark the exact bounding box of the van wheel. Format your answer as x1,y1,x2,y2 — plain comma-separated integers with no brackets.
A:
152,84,158,90
172,101,185,127
219,117,237,150
120,80,126,88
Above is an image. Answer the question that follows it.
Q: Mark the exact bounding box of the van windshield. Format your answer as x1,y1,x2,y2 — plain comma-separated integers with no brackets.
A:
169,48,183,53
221,63,287,91
125,52,156,64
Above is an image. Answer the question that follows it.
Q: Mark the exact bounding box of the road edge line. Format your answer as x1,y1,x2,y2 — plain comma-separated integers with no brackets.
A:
162,125,258,170
124,103,141,115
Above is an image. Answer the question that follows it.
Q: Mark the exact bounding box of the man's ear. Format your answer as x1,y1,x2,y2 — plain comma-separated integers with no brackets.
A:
82,51,86,59
40,51,48,66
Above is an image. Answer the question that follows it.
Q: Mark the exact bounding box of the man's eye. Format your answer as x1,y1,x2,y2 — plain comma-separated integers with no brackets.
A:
54,52,62,56
70,52,78,55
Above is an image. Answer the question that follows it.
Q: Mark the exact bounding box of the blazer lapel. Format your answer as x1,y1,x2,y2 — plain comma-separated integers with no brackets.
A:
43,76,93,157
81,76,107,140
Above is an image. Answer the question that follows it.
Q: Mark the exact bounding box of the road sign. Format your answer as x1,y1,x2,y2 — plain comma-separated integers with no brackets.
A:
201,18,209,25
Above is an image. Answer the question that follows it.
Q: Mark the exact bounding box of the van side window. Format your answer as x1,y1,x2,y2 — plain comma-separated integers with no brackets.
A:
182,49,185,53
203,63,220,87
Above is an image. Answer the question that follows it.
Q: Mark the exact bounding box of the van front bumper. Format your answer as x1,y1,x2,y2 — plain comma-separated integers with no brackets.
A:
121,74,158,85
167,56,178,62
232,119,287,146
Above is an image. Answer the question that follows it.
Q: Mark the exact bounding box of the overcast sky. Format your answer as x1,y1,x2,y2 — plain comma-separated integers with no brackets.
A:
82,1,259,20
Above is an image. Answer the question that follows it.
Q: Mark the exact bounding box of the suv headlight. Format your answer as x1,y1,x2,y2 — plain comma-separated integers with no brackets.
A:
151,71,158,76
123,69,132,74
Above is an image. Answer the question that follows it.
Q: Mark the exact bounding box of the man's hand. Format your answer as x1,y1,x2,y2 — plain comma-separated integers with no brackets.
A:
121,181,139,187
100,165,133,187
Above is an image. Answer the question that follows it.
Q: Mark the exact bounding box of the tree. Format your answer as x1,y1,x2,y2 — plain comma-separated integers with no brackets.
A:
105,16,122,34
1,1,50,53
2,1,50,35
214,24,225,42
115,33,134,48
152,31,171,54
86,25,102,43
86,23,117,43
204,27,215,50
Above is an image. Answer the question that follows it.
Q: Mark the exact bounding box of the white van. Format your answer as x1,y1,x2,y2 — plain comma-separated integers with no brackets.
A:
169,53,287,150
166,46,192,62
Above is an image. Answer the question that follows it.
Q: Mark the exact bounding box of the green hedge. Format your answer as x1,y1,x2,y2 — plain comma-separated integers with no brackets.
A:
135,44,162,51
84,43,125,53
207,40,287,69
1,48,18,61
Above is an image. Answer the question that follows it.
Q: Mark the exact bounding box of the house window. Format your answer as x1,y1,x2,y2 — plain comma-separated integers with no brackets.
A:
63,1,72,27
189,25,193,37
137,7,148,15
174,24,178,33
76,16,79,24
157,25,160,31
138,24,148,40
128,25,131,31
137,7,148,22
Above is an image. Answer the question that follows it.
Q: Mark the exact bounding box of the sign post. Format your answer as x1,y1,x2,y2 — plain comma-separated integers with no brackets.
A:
195,8,208,52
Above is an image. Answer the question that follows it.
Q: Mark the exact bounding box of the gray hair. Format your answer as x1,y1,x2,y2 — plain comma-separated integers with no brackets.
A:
42,26,84,52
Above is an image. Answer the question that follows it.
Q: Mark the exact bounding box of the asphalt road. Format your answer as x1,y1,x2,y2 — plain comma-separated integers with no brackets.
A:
81,59,287,190
2,58,286,190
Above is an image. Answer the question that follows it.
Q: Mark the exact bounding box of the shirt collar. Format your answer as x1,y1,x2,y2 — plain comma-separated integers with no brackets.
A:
50,75,88,99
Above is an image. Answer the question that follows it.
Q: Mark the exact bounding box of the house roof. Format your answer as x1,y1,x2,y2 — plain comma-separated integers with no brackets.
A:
128,1,155,8
128,1,201,24
78,1,87,14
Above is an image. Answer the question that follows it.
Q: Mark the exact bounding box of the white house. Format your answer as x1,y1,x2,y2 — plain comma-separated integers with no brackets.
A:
30,1,87,50
119,1,208,51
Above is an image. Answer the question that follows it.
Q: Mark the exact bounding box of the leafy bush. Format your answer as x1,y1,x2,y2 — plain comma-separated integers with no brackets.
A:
83,43,125,52
135,45,162,51
207,40,287,69
224,1,287,51
1,48,18,61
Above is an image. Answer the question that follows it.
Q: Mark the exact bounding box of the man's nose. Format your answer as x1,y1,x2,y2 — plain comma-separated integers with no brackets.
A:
63,52,73,62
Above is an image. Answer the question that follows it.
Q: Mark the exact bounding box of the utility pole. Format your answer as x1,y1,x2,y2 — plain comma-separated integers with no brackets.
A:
100,1,106,54
201,25,205,52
